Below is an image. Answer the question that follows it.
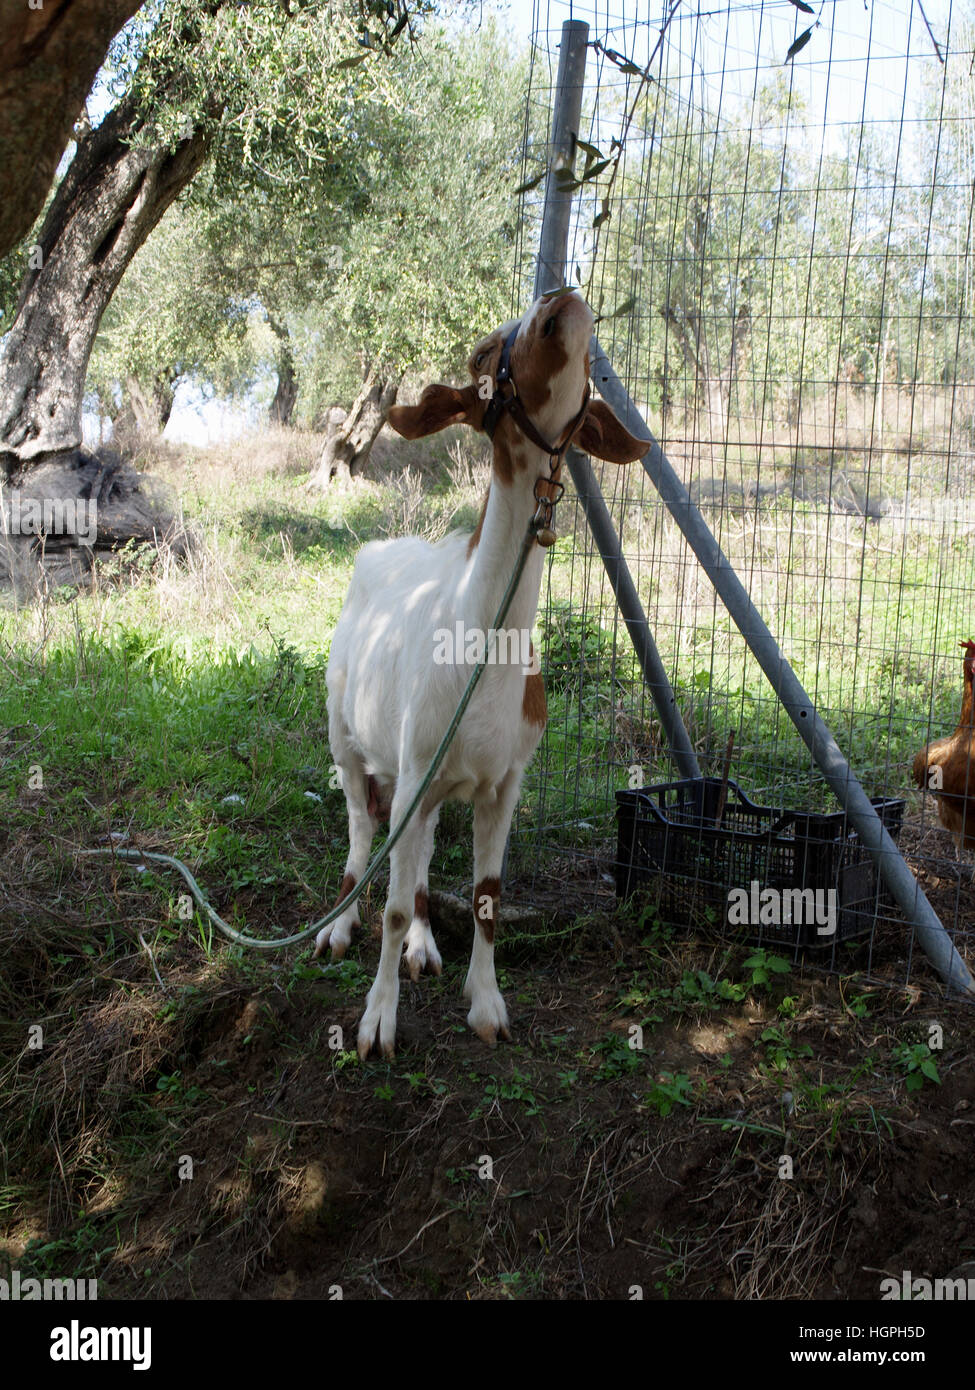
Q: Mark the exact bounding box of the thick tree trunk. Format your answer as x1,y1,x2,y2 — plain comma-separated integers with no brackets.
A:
0,95,208,477
0,96,207,594
0,0,142,259
268,317,298,427
119,371,178,438
307,368,401,487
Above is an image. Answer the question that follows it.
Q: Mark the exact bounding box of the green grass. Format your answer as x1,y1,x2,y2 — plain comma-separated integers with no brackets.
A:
0,410,967,905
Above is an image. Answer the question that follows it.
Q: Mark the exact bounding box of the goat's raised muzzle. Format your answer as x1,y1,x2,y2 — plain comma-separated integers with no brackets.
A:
482,307,592,460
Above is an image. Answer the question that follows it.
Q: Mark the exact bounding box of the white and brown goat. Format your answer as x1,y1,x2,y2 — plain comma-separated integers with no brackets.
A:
315,291,648,1058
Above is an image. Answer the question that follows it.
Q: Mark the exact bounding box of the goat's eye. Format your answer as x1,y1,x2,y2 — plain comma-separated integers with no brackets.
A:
474,351,487,369
542,316,556,338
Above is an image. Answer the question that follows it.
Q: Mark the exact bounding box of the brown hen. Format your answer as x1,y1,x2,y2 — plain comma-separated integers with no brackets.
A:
913,639,975,858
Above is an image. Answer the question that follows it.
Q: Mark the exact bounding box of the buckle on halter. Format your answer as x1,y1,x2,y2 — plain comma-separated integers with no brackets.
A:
532,477,565,547
533,476,565,507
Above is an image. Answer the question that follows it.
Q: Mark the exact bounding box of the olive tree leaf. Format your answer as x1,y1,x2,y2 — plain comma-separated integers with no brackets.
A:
785,27,814,62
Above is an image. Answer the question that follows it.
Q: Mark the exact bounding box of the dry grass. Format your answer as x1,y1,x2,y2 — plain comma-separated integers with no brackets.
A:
127,425,330,489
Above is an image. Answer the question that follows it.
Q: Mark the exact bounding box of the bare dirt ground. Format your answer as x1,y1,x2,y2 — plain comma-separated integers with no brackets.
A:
2,815,973,1302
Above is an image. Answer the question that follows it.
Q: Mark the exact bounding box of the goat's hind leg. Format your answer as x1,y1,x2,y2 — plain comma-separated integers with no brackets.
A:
358,773,429,1059
314,754,377,961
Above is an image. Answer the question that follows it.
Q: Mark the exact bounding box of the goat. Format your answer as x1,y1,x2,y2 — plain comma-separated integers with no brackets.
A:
315,291,649,1058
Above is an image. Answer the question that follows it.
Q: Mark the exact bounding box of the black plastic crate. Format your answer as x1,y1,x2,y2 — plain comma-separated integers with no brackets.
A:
615,777,905,949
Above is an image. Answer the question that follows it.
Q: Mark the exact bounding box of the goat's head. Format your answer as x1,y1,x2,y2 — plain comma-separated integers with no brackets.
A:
387,291,649,470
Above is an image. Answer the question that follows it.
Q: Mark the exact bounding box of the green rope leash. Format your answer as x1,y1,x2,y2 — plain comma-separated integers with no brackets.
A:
78,521,541,952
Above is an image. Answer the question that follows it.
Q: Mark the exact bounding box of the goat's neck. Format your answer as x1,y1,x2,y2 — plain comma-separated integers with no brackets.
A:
464,447,547,637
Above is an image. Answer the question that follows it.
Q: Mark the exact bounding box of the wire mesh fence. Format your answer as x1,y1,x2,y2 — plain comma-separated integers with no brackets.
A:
507,0,975,990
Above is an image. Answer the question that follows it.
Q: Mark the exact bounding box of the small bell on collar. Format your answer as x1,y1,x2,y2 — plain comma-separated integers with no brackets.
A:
536,525,558,547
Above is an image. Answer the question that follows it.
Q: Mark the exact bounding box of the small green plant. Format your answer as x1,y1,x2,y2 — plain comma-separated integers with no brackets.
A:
155,1072,205,1105
843,988,873,1019
496,1269,544,1299
742,949,792,988
405,1071,448,1097
643,1071,696,1117
634,900,674,944
155,983,203,1021
654,1259,683,1299
537,601,617,695
591,1034,646,1081
20,1214,121,1280
476,1069,541,1116
329,959,371,996
444,1166,479,1186
650,1235,685,1298
892,1042,941,1092
673,969,746,1009
758,1026,813,1071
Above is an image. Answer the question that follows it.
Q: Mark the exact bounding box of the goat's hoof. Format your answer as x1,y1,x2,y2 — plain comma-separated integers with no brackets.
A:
313,921,355,961
473,1022,512,1046
403,935,443,982
357,989,398,1060
467,995,511,1047
356,1033,396,1062
313,938,348,962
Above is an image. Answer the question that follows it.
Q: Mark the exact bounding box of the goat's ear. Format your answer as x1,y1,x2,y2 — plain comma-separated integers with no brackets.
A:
387,384,480,439
577,399,650,464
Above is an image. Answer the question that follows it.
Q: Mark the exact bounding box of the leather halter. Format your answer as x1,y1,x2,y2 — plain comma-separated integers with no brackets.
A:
481,319,591,545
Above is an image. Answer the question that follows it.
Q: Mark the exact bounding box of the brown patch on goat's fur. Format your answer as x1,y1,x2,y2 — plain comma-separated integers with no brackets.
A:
491,433,516,485
467,489,490,556
366,775,391,821
522,670,547,727
336,873,357,906
414,888,429,923
473,876,501,943
524,339,567,410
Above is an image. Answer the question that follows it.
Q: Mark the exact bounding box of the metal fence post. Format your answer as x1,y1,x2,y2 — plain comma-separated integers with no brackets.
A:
534,18,700,780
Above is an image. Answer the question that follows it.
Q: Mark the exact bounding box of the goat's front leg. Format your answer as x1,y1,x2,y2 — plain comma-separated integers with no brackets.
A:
404,804,443,981
465,772,523,1045
358,777,428,1060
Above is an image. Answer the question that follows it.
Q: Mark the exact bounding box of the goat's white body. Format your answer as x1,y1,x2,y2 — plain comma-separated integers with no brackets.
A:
328,528,543,805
